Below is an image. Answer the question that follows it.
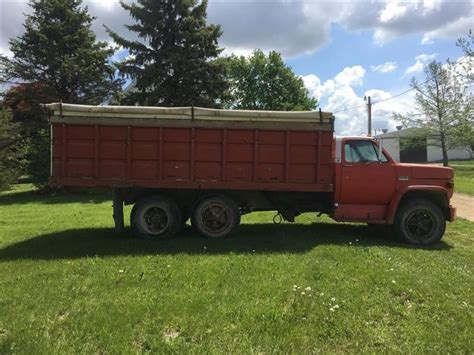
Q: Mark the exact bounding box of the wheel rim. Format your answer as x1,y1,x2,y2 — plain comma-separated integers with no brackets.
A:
140,206,170,235
405,209,436,241
201,203,230,234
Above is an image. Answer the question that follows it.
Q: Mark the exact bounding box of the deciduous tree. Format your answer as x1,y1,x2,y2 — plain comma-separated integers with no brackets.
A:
224,50,317,111
394,61,472,166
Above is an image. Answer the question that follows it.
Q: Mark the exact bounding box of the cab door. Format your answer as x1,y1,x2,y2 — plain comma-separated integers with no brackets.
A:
339,139,396,205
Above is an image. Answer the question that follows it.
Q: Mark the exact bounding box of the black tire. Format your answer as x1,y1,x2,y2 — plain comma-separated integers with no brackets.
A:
130,195,182,240
191,195,240,238
394,198,446,246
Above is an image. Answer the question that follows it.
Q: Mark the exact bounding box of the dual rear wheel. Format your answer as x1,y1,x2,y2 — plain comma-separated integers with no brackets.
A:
130,194,240,240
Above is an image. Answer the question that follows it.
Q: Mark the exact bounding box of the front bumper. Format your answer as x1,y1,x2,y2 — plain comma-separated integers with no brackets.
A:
448,205,456,222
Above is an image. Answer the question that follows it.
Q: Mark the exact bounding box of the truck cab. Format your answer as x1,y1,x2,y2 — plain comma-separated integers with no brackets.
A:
332,136,455,245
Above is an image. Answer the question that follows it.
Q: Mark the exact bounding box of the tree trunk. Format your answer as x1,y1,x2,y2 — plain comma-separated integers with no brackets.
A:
440,134,449,166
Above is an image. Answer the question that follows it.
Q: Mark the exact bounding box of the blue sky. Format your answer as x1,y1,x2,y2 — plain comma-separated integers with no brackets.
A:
286,22,467,135
1,0,472,135
288,24,463,93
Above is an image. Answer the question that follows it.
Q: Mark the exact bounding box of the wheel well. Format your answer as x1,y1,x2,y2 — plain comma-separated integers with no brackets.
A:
398,190,450,220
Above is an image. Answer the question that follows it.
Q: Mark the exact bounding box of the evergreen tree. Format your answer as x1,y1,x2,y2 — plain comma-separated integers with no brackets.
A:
0,0,121,188
1,0,121,104
3,84,57,189
224,50,317,111
107,0,227,107
0,108,24,191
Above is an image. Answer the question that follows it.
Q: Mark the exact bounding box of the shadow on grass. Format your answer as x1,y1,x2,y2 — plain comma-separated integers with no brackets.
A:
0,223,452,260
0,189,110,206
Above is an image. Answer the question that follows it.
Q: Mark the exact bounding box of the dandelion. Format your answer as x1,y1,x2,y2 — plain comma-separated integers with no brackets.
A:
305,286,312,291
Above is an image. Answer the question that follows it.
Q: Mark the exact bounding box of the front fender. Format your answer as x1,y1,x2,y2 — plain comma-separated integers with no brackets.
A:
386,185,450,224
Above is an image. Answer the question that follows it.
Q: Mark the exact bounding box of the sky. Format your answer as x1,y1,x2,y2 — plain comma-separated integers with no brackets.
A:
0,0,472,135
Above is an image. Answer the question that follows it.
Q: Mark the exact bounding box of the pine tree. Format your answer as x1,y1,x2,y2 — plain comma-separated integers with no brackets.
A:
1,0,121,104
0,0,121,188
107,0,227,107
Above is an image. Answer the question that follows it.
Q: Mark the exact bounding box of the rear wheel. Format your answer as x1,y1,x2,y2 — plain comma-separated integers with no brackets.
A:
394,198,445,246
130,195,182,239
191,195,240,238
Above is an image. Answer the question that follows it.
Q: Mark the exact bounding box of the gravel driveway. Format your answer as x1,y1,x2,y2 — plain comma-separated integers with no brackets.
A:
452,193,474,221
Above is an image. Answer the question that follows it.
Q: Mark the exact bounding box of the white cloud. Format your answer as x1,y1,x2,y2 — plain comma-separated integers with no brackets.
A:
301,74,334,102
340,0,472,46
421,35,435,45
379,0,407,23
334,66,365,87
303,66,413,136
420,15,473,46
0,0,472,58
371,61,397,73
405,53,437,75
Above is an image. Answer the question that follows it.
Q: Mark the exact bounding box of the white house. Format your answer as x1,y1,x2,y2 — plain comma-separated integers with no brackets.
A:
375,128,472,163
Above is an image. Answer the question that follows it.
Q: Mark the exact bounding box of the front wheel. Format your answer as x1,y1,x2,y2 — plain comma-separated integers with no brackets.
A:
130,195,182,240
394,198,446,246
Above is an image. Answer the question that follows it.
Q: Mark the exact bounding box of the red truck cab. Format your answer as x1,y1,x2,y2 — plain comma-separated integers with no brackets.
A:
331,136,455,244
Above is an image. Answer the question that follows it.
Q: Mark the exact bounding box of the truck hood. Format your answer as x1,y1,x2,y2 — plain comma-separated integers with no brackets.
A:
396,163,454,180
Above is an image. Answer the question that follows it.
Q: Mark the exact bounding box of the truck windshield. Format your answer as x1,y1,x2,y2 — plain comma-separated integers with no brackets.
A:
345,140,387,163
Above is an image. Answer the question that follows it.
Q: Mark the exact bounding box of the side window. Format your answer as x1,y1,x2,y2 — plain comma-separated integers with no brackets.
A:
344,140,382,163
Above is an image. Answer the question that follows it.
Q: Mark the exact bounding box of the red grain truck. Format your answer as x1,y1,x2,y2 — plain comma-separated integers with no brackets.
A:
46,103,456,245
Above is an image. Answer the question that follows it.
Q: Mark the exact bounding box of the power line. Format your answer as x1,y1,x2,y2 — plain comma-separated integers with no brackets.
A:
371,78,431,105
332,103,367,114
332,57,472,114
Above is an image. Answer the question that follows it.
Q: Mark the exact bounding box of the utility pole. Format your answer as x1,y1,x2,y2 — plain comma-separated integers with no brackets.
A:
365,95,372,137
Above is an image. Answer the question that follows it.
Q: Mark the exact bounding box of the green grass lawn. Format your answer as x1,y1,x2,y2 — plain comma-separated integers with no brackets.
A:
1,184,473,353
451,160,474,196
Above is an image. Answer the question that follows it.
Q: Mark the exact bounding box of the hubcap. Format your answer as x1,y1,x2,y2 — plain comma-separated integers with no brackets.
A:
140,206,170,235
405,209,436,241
201,204,230,234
